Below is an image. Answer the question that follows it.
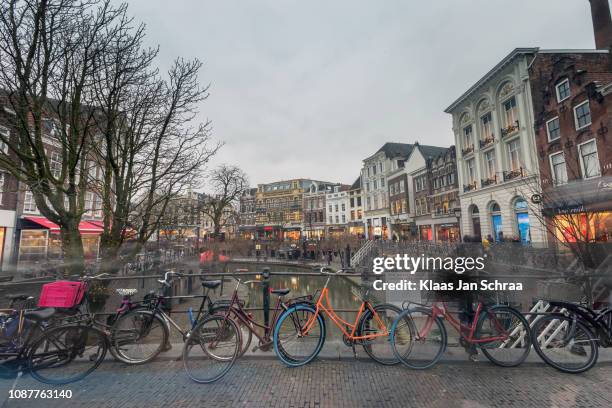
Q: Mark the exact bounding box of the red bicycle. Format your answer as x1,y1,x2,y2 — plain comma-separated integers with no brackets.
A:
390,300,531,369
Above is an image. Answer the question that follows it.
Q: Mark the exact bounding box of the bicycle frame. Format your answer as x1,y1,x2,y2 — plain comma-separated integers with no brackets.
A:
303,275,388,341
427,302,509,344
148,292,214,340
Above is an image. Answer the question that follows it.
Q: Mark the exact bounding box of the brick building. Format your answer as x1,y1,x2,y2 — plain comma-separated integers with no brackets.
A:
528,0,612,244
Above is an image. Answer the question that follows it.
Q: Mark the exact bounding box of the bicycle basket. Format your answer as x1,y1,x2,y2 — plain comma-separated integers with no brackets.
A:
38,281,87,308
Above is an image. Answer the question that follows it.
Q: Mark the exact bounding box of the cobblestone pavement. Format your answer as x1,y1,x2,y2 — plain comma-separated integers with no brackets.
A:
1,359,612,408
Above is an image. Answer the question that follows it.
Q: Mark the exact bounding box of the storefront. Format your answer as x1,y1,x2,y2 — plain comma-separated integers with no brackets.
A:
17,216,103,268
348,223,364,237
282,227,301,241
553,211,612,243
327,226,346,238
435,223,460,242
303,227,325,240
419,225,432,241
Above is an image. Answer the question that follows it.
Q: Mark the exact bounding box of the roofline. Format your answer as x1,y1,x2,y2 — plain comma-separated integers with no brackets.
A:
537,49,610,54
444,47,539,113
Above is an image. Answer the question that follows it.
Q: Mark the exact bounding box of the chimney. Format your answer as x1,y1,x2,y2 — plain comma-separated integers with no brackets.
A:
590,0,612,49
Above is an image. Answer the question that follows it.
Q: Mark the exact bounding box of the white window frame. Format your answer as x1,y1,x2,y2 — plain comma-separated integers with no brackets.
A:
23,190,38,213
577,138,601,179
0,126,9,154
573,100,592,131
507,139,522,172
546,116,561,142
484,150,496,179
549,151,568,186
555,79,571,103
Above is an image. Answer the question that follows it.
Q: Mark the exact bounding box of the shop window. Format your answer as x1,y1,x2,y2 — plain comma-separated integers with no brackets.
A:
513,198,530,243
18,230,48,264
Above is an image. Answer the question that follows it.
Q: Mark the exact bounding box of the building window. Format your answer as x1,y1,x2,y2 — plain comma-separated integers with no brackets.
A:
341,203,345,211
84,192,94,216
480,112,492,139
467,159,476,184
549,152,568,185
507,139,522,171
24,190,37,213
0,173,4,205
329,216,333,223
574,101,592,130
49,151,61,178
380,177,385,187
342,215,346,223
463,125,473,148
0,126,9,153
328,205,332,212
335,215,339,223
546,117,561,141
484,150,496,179
556,79,570,102
373,180,377,190
503,97,518,127
578,139,601,179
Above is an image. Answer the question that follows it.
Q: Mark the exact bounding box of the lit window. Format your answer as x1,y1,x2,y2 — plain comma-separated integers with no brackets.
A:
556,79,570,102
550,152,568,185
574,101,592,130
546,117,561,141
578,139,600,179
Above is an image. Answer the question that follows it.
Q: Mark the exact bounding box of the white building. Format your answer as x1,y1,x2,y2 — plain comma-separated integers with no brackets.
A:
361,143,414,239
325,184,350,237
444,48,546,244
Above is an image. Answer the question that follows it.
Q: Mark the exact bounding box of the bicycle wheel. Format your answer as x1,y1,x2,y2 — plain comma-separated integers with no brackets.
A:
211,306,252,358
273,304,325,367
110,310,169,364
475,305,531,367
28,324,107,384
391,307,446,370
182,315,240,383
531,314,598,374
358,303,402,365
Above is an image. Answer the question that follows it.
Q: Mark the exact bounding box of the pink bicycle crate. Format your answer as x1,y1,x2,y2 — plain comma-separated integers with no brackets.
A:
38,281,87,308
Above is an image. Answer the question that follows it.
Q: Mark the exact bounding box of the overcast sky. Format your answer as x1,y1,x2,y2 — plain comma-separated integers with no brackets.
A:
123,0,597,188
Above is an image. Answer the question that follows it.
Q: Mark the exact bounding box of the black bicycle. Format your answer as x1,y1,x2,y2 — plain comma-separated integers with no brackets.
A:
530,300,605,373
0,295,107,384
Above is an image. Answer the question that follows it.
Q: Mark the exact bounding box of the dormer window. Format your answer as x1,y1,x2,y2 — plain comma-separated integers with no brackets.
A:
555,79,570,103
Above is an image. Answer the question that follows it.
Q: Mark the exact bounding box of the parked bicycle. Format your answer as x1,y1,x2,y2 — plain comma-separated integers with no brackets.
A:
0,293,107,384
214,273,313,358
273,266,403,367
530,300,603,374
390,299,531,369
109,271,241,383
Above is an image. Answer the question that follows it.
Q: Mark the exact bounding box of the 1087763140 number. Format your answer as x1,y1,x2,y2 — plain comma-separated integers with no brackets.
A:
8,389,72,399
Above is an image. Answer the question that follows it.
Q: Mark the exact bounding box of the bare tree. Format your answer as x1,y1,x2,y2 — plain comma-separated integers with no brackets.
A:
0,0,125,275
202,165,248,238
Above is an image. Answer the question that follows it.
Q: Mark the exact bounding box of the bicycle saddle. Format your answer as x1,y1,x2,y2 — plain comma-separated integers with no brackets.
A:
116,288,138,296
6,294,29,301
270,288,290,296
202,280,221,289
24,308,56,321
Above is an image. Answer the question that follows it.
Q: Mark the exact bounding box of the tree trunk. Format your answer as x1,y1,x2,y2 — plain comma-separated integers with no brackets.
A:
60,225,85,278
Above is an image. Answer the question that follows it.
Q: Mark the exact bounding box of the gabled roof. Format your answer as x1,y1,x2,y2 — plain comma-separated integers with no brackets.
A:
418,145,449,160
350,176,361,190
375,142,416,159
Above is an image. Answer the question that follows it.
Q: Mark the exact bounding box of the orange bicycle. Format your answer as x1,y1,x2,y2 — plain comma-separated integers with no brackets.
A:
273,267,404,367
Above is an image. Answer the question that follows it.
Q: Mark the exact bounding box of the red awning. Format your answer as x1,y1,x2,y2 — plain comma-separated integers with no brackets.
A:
24,216,103,235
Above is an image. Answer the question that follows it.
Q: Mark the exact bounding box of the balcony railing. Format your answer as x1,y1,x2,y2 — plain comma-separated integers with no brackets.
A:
479,135,495,148
461,145,475,156
463,182,477,192
501,120,520,137
503,167,524,181
481,175,498,187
